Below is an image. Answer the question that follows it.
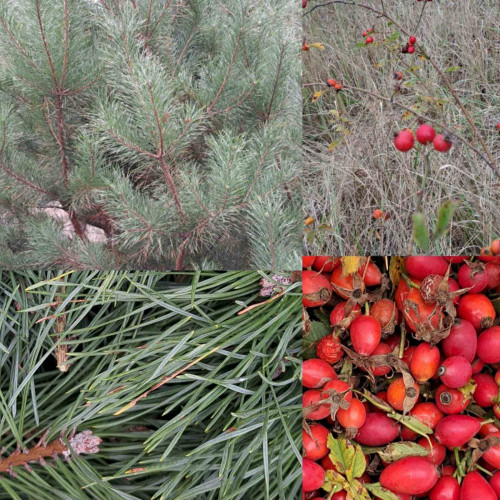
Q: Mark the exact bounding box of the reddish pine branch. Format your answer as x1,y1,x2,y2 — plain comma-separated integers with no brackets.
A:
0,430,101,475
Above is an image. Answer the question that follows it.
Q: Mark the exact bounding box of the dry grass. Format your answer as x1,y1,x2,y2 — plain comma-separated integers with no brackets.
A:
303,0,500,255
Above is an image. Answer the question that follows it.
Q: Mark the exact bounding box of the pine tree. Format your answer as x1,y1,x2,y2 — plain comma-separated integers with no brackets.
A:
0,270,301,499
0,0,301,270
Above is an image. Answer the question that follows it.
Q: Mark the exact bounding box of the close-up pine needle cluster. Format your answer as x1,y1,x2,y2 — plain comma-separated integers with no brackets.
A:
0,271,301,499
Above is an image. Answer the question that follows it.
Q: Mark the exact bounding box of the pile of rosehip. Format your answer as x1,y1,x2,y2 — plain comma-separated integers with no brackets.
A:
302,255,500,499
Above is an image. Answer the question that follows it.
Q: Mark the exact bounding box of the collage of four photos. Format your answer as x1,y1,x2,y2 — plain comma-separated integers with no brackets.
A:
0,0,499,498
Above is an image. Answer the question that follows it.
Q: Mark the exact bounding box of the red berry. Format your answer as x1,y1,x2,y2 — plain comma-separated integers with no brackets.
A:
303,270,332,307
363,31,368,37
312,256,340,272
429,475,460,500
433,133,453,152
350,315,381,355
461,471,496,500
365,36,374,44
370,299,399,330
418,435,446,465
303,423,330,461
302,458,325,492
438,356,472,388
489,470,500,498
457,293,496,331
410,342,440,382
316,335,343,364
336,398,366,430
401,402,443,440
358,261,382,286
441,319,477,362
302,256,316,268
435,384,470,414
477,326,500,364
485,261,500,289
387,377,419,411
326,78,337,87
458,263,488,293
394,129,414,152
416,123,436,145
405,256,449,280
491,240,500,255
403,287,443,333
473,373,499,407
409,35,417,44
368,342,392,376
407,45,415,54
330,266,365,299
380,457,438,495
434,415,480,448
354,412,400,446
321,379,352,404
303,389,330,420
329,301,361,326
302,359,337,389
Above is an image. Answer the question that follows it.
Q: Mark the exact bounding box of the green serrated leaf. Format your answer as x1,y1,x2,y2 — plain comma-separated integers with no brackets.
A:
364,482,400,500
346,444,366,482
413,212,429,252
327,435,355,475
322,469,349,493
378,441,429,462
433,201,457,240
347,479,371,500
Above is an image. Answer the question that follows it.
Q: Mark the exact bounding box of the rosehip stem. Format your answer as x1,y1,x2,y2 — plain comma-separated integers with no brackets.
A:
479,418,495,426
475,464,493,477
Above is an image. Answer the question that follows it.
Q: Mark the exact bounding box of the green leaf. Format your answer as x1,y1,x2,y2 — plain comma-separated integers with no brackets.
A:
433,201,457,240
364,482,400,500
413,212,430,252
378,441,429,462
347,479,371,500
327,435,355,475
445,66,462,73
389,413,433,436
346,444,366,482
322,469,349,493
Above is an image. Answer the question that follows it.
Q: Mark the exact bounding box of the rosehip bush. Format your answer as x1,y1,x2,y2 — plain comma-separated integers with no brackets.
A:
303,256,500,499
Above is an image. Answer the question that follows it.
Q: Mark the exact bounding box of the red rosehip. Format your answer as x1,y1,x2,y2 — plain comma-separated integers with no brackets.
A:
433,134,453,152
416,123,436,145
365,36,374,44
316,335,343,364
394,129,415,152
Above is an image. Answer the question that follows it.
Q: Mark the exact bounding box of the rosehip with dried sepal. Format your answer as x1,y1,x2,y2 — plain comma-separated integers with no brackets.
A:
433,133,453,152
327,78,337,87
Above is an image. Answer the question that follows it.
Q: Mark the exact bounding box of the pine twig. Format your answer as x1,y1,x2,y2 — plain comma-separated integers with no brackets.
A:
0,430,101,475
114,345,222,415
